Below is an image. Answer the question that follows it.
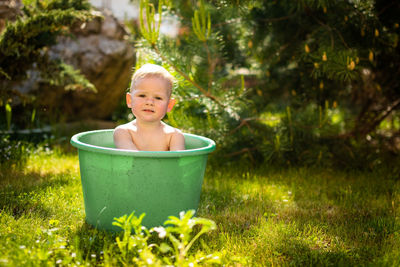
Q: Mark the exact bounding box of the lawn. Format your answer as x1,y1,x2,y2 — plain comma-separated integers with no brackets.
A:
0,148,399,266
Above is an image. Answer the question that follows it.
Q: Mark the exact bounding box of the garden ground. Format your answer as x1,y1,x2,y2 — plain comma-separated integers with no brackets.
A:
0,148,399,266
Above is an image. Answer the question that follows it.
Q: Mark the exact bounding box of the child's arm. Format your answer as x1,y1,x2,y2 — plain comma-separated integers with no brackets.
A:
169,131,185,151
113,128,138,150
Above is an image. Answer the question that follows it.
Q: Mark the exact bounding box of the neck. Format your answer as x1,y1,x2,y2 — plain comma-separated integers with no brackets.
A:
134,119,163,131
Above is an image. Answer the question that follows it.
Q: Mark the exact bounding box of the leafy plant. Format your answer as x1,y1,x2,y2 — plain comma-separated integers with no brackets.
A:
110,210,229,266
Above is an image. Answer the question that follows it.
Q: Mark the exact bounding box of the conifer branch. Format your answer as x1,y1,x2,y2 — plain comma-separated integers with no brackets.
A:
143,0,258,137
311,14,350,49
151,44,225,108
259,14,295,23
204,41,215,92
377,2,397,16
153,43,256,137
139,0,225,107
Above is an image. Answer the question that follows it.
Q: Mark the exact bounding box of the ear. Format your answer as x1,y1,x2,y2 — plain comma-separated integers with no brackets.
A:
126,93,132,108
167,98,176,112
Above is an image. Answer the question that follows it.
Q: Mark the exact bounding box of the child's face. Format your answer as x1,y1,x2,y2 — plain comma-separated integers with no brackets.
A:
126,77,174,123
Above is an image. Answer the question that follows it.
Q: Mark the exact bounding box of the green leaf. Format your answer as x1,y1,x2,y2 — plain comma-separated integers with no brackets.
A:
159,242,172,253
5,103,12,131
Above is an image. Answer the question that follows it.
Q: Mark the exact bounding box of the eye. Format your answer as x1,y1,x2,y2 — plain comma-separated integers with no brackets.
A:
155,96,163,100
138,94,146,98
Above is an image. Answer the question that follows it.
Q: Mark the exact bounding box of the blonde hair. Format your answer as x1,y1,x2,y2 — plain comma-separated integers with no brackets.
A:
130,64,175,96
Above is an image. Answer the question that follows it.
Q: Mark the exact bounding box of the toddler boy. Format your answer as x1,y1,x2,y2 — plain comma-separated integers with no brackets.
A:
113,64,185,151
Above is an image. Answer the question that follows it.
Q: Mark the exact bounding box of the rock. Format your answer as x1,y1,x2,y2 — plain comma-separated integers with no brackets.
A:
46,9,135,120
1,4,135,121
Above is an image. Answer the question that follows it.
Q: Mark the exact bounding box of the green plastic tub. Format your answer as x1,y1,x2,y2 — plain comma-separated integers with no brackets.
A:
70,129,215,231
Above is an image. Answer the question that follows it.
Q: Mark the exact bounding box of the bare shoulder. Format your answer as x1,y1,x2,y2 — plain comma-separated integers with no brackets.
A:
113,122,138,150
163,123,185,151
115,121,137,131
113,122,133,141
113,126,127,137
162,122,183,135
171,129,184,142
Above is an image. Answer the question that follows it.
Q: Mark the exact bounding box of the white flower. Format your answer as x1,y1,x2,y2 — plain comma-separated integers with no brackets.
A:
152,226,167,238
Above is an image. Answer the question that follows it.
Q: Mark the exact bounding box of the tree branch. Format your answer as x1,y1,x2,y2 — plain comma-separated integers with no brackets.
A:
152,44,225,108
203,40,215,92
228,117,258,135
366,98,400,134
310,13,349,49
225,147,257,162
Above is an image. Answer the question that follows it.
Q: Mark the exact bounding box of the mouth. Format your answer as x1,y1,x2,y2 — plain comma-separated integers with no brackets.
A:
142,109,155,113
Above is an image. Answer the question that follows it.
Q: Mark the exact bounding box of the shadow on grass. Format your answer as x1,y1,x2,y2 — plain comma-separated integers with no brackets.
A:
199,185,274,234
270,237,357,266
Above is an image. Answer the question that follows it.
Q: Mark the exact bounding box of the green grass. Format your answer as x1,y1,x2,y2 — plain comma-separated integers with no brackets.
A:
199,166,400,265
0,149,399,266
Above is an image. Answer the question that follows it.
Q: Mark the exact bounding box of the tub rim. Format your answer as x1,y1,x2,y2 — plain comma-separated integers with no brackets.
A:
70,129,216,157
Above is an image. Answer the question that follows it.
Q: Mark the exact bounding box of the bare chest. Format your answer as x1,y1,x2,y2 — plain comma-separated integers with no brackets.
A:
129,131,170,151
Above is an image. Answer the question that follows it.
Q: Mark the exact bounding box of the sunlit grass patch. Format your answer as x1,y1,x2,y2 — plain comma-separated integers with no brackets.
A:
24,148,79,176
0,149,83,222
0,149,86,264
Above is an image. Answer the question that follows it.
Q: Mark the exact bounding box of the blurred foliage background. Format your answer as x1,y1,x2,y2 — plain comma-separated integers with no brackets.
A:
1,0,400,170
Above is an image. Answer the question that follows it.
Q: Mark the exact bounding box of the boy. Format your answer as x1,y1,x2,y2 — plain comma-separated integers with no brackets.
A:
113,64,185,151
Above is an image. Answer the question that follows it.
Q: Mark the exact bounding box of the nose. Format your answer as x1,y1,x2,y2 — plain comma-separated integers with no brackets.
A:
145,97,154,105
